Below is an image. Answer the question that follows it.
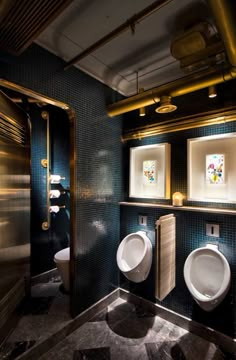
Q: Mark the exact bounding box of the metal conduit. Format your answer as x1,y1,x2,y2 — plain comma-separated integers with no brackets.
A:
208,0,236,67
106,0,236,117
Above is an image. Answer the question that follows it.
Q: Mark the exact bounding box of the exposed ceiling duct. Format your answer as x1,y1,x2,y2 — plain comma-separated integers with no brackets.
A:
170,21,225,73
0,0,73,55
107,0,236,117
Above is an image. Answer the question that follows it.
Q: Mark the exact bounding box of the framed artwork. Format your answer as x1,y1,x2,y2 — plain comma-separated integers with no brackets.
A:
188,133,236,202
143,160,157,184
129,143,170,199
206,154,224,185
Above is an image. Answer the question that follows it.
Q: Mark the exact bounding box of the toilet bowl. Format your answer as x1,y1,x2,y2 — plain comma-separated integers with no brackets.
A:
117,231,152,283
184,244,231,311
54,247,70,291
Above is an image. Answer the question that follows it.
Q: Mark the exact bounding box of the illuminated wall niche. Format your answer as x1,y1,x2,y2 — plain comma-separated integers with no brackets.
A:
129,143,170,199
188,133,236,203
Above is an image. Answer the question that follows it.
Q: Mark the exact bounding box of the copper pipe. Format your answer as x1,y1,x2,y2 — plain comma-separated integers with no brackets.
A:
107,66,236,117
208,0,236,67
63,0,172,70
106,0,236,117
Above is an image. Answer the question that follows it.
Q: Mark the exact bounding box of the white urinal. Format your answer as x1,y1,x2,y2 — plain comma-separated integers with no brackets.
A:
184,244,231,311
117,231,152,283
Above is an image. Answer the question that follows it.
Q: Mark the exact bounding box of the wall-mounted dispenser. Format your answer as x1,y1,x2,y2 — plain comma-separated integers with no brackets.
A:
49,205,66,213
50,190,60,198
49,190,66,198
50,174,66,184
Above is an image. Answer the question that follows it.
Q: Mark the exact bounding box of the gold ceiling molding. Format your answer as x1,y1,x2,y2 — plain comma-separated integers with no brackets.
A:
122,105,236,141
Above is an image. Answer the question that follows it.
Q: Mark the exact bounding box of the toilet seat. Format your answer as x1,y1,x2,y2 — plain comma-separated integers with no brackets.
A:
184,245,231,311
54,247,70,263
117,231,152,283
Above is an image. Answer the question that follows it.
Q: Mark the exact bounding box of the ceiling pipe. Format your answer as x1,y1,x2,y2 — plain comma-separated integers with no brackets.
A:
107,66,235,116
107,0,236,117
208,0,236,68
63,0,172,71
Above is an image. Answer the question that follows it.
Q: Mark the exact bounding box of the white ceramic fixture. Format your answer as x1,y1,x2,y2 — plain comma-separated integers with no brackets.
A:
117,231,152,283
54,247,70,291
184,244,231,311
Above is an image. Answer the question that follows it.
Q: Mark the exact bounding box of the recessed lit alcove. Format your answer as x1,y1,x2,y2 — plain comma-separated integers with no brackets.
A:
129,143,170,199
188,133,236,203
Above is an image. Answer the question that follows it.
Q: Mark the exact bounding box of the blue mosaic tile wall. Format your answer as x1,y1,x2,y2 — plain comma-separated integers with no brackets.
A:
28,104,70,276
121,119,236,337
0,44,123,315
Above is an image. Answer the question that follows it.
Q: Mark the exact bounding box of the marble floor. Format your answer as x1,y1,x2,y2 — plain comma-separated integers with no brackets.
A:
0,277,71,359
0,286,235,360
39,298,235,360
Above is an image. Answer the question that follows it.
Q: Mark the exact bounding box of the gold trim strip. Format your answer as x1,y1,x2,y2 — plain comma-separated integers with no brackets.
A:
0,79,70,110
41,111,50,231
123,105,236,141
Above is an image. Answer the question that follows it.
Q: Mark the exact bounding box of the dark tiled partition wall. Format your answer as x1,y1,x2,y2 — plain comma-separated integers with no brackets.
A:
121,121,236,338
49,106,71,262
0,44,123,316
29,105,70,276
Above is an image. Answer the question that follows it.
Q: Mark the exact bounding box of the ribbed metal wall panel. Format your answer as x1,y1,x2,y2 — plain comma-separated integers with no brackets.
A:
0,0,73,55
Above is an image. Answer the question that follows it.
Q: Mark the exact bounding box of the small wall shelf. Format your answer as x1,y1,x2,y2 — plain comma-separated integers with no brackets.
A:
119,202,236,216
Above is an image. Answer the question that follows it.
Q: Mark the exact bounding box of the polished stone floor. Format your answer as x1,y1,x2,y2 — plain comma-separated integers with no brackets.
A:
0,277,71,359
39,298,235,360
0,284,235,360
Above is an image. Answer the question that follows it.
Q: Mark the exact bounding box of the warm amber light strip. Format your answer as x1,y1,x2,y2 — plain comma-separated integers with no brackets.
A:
119,202,236,215
122,106,236,141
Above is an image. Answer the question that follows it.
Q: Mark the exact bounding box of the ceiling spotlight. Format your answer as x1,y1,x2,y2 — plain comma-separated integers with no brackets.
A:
155,95,177,113
208,85,217,98
139,107,146,116
138,88,146,117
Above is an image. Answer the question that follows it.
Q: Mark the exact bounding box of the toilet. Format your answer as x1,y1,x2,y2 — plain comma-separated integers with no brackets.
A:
117,231,152,283
54,247,70,291
184,244,231,311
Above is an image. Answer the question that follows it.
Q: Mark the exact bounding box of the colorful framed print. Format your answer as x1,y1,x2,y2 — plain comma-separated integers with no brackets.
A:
206,154,224,184
143,160,157,184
